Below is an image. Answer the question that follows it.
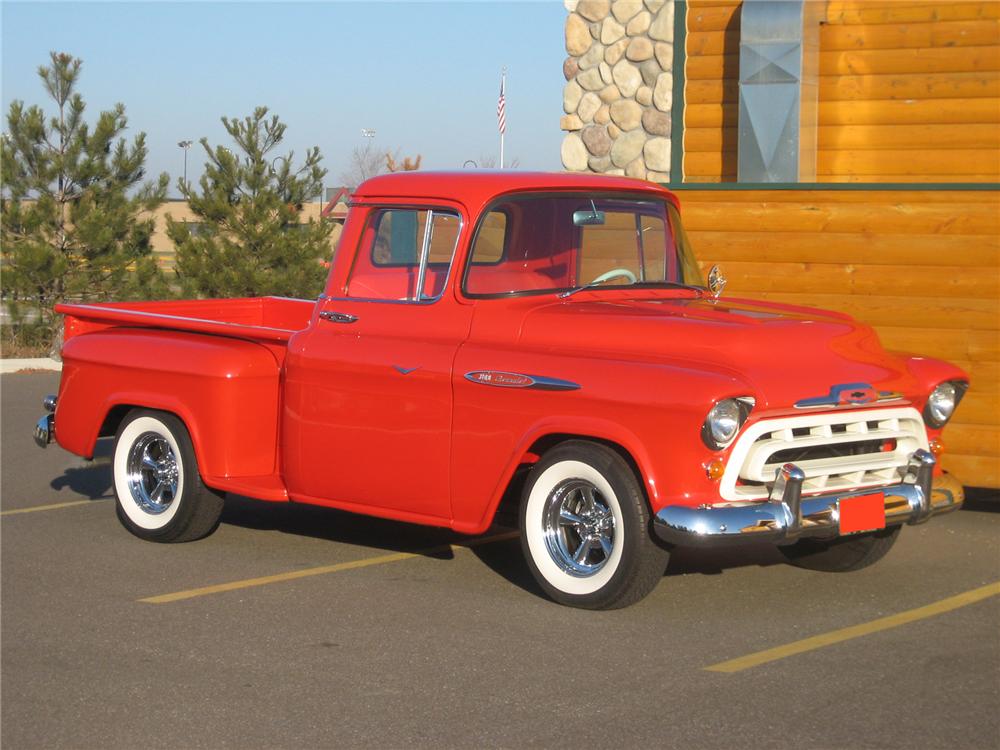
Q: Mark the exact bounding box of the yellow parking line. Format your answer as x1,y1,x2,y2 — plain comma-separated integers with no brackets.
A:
140,530,520,604
705,581,1000,673
0,498,111,516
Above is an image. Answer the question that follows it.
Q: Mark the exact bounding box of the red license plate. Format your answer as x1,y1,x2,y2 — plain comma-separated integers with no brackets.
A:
839,492,886,534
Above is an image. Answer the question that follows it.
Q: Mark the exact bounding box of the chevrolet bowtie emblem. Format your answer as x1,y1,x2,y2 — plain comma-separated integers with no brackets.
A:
795,383,904,409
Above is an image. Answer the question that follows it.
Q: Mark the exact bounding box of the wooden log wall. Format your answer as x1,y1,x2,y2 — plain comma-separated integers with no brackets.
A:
680,188,1000,487
683,0,1000,182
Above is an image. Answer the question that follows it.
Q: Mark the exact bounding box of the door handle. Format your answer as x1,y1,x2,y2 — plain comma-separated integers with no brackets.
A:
319,311,359,324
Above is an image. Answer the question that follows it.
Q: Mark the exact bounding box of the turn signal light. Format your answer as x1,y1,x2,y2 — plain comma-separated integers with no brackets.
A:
929,439,945,457
705,459,725,481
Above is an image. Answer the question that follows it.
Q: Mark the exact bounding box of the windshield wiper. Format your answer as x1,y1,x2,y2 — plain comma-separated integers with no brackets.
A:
558,280,612,298
559,280,704,299
632,280,705,293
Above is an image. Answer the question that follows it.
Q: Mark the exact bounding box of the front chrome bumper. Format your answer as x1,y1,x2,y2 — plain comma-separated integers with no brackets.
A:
33,395,57,448
653,450,964,547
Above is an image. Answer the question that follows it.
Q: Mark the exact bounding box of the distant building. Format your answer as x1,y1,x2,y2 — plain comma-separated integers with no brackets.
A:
148,188,351,271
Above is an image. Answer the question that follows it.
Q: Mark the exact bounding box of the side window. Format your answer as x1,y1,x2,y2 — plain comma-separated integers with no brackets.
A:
347,208,461,302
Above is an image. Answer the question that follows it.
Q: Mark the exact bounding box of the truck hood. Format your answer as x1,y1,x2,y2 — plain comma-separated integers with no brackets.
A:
516,293,922,411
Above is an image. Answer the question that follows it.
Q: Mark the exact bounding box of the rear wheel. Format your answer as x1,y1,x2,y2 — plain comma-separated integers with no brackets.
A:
113,409,224,543
520,441,669,609
778,526,901,572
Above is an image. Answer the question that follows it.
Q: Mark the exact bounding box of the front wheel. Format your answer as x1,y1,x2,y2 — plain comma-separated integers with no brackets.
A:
520,441,669,609
778,526,901,572
113,409,224,543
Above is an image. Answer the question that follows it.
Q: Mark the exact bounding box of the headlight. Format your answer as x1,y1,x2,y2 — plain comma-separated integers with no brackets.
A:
702,398,752,450
924,381,966,428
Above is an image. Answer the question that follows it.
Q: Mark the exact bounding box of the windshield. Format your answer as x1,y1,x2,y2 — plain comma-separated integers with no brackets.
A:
463,193,703,297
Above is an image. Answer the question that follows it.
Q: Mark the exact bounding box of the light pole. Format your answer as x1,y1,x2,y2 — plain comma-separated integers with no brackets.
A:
177,140,193,185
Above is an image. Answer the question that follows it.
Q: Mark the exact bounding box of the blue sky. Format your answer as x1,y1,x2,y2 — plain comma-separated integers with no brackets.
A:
2,1,567,196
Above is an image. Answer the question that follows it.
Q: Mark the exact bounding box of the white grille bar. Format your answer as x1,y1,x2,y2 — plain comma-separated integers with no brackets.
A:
720,407,929,501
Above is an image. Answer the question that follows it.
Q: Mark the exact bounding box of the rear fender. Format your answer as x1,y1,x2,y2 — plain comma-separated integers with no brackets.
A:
56,328,282,482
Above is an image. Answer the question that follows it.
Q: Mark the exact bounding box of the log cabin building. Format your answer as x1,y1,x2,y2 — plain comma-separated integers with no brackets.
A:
562,0,1000,487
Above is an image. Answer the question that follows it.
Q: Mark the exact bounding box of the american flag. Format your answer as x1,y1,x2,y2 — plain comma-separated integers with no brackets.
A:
497,75,506,135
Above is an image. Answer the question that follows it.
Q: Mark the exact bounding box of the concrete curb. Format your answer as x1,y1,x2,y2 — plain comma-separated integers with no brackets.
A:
0,358,62,373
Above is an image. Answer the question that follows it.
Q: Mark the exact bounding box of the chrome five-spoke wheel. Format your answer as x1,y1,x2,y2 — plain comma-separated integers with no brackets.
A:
543,479,616,577
126,432,180,514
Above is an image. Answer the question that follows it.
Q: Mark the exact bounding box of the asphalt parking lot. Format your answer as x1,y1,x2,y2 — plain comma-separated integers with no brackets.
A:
3,371,999,750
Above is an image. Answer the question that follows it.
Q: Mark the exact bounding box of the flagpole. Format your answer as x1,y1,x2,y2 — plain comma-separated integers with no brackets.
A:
499,68,506,169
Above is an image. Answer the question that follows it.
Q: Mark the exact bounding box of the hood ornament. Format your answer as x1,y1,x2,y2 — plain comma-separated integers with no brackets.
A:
707,264,727,298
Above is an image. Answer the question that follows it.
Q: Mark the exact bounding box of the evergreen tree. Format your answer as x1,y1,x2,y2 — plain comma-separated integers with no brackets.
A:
1,52,169,349
169,107,332,299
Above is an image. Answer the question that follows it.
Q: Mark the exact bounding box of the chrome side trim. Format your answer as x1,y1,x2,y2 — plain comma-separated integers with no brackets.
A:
463,371,581,391
529,375,583,391
653,449,954,547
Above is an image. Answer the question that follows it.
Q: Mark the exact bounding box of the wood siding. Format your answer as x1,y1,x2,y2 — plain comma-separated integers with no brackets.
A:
683,0,1000,182
680,188,1000,487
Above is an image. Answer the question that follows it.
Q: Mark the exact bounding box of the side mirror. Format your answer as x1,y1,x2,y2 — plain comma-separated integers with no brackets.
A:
707,264,727,298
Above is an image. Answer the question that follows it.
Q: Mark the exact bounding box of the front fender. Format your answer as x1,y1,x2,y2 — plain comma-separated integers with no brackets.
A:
450,346,754,534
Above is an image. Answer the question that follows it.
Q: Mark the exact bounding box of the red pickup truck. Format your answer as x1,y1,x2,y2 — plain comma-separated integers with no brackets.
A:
35,172,967,609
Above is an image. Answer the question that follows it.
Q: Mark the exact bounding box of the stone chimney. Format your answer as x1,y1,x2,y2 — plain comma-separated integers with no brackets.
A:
561,0,675,182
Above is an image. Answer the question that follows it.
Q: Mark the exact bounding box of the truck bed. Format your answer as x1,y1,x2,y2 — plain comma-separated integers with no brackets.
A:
56,297,315,345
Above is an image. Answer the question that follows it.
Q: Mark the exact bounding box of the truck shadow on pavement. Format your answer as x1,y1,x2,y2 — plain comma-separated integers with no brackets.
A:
214,494,843,599
220,495,790,599
467,537,788,599
222,494,483,559
48,440,113,500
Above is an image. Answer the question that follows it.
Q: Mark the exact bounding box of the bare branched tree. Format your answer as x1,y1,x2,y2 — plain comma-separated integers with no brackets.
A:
339,140,386,188
477,154,521,169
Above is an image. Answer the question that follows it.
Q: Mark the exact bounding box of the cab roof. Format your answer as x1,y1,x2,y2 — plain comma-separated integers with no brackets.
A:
350,171,679,213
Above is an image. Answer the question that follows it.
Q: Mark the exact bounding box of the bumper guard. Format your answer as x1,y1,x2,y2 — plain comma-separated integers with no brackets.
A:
33,395,57,448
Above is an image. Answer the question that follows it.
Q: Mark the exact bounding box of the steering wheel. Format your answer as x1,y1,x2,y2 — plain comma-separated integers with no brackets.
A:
590,268,638,285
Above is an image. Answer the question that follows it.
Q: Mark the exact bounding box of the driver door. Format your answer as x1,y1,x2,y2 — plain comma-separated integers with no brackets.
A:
283,205,471,523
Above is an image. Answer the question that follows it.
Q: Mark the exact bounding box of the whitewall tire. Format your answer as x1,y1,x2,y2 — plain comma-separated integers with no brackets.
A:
520,441,669,609
113,409,224,543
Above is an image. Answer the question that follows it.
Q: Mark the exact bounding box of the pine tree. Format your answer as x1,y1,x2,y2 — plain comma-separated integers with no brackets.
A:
168,107,332,299
1,52,169,350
